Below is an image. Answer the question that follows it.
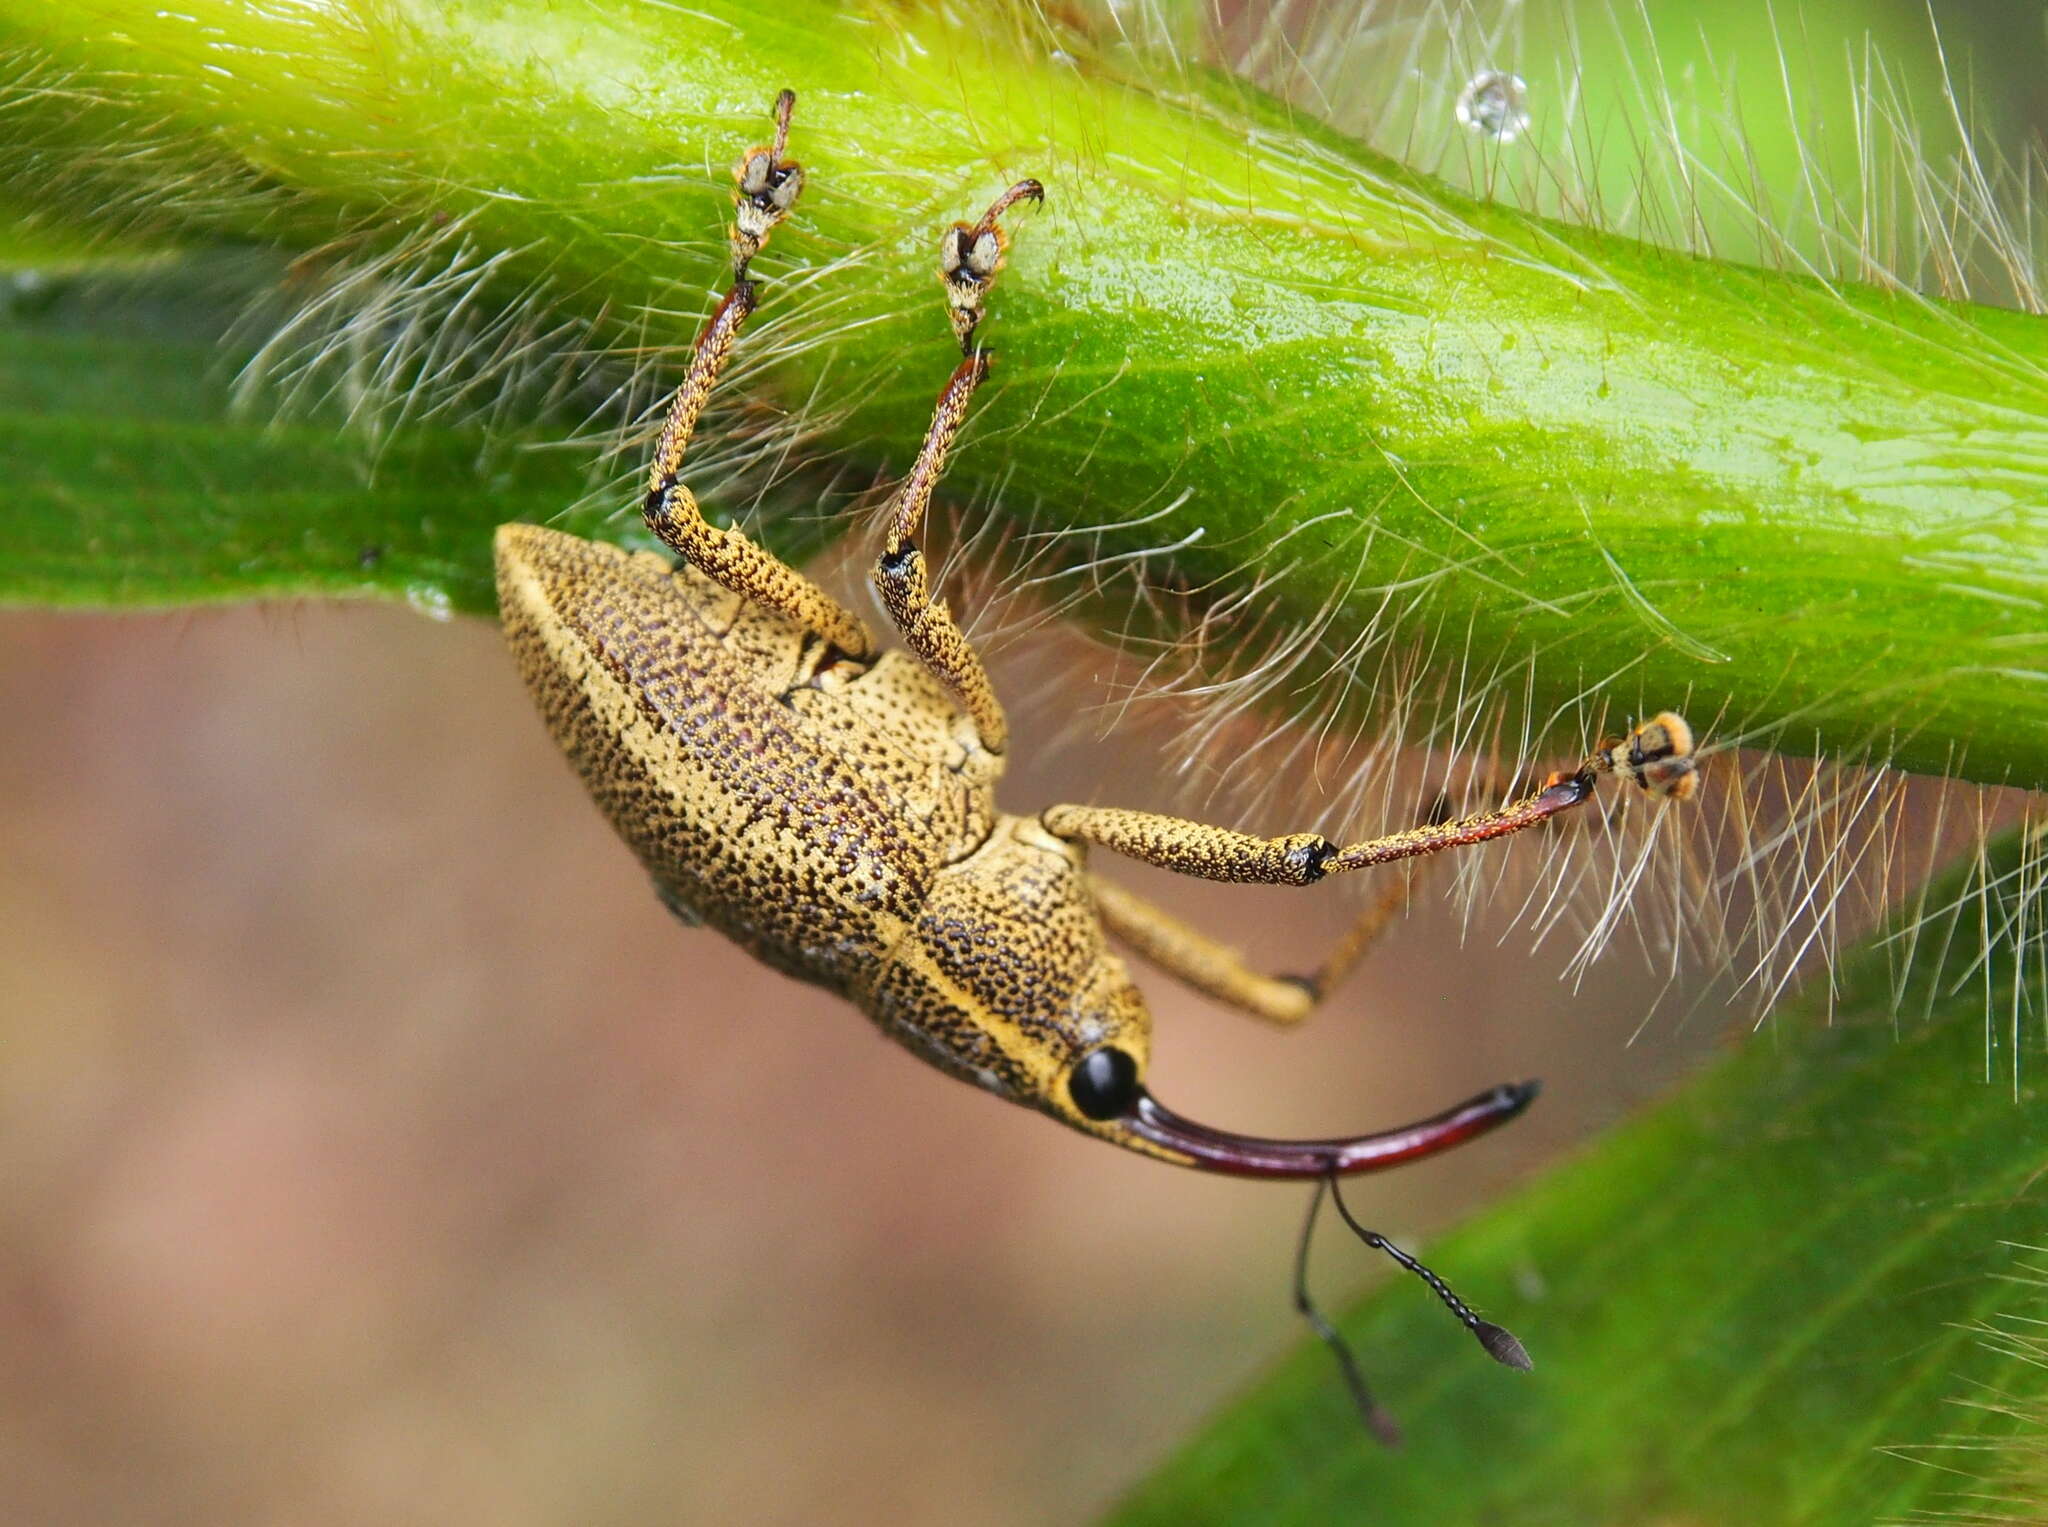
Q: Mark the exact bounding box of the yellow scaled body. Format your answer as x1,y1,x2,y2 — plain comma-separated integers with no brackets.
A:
496,91,1698,1179
496,523,1150,1121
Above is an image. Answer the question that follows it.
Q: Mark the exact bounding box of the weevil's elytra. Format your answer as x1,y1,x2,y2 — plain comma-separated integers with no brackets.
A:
496,91,1699,1427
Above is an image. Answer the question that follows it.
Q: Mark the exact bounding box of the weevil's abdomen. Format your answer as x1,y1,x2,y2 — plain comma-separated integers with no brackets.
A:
496,524,944,996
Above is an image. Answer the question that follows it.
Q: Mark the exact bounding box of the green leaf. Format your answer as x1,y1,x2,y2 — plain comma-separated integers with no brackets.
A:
0,248,639,612
3,2,2046,784
1110,830,2048,1526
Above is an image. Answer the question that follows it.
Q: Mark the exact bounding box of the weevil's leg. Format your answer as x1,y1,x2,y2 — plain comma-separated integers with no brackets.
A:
876,351,1009,751
939,178,1044,355
1047,713,1698,885
1095,764,1627,1020
643,286,875,658
1089,871,1417,1026
730,88,802,280
642,90,876,660
870,180,1043,754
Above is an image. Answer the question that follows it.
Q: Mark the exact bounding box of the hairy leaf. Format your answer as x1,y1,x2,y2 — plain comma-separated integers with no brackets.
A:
1112,829,2048,1525
0,249,636,611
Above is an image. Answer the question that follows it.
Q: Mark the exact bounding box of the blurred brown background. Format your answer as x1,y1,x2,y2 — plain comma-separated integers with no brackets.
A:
0,603,1719,1524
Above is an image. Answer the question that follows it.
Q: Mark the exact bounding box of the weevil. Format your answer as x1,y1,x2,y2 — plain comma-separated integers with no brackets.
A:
494,91,1699,1437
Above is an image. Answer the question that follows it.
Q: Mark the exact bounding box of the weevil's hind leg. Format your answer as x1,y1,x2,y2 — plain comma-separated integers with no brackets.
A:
642,90,875,660
871,180,1044,756
1283,870,1419,1003
938,178,1044,356
1047,714,1699,884
1089,871,1418,1026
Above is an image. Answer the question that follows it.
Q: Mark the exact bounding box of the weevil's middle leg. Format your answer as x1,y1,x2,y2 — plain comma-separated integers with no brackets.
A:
871,180,1043,755
642,90,875,660
1090,871,1419,1026
1047,713,1698,884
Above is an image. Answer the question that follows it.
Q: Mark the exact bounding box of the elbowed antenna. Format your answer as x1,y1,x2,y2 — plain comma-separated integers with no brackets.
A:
1325,1170,1532,1373
1294,1177,1405,1446
1117,1079,1539,1178
1295,1167,1533,1447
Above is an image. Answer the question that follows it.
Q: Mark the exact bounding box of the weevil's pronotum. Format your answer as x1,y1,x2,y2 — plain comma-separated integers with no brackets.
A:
495,91,1699,1437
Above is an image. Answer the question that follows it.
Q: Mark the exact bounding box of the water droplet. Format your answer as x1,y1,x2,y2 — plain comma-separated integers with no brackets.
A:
405,582,454,622
1455,70,1530,144
5,268,56,319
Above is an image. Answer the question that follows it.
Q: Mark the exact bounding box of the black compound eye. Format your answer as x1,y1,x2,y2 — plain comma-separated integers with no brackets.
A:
1069,1047,1140,1121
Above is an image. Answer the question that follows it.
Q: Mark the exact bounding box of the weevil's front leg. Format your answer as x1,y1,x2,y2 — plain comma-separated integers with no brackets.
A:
1090,871,1418,1026
643,90,875,660
871,180,1044,756
1048,713,1698,885
1092,764,1624,1021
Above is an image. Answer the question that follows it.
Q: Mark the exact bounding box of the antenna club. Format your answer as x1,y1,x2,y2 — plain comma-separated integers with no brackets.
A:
1476,1321,1533,1371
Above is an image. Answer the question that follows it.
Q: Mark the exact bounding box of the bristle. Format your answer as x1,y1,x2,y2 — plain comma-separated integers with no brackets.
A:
12,6,2042,1051
1190,1,2048,313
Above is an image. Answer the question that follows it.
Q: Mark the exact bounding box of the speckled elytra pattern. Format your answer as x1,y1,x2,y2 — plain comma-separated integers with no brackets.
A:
496,523,1158,1149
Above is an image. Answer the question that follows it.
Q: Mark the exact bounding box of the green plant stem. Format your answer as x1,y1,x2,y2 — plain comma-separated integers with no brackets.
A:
5,2,2047,785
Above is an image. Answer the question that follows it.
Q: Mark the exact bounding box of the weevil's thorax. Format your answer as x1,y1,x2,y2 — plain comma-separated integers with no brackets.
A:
867,814,1153,1107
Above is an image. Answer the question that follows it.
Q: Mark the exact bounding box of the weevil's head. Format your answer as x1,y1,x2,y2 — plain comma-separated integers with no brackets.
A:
880,817,1533,1177
872,814,1158,1140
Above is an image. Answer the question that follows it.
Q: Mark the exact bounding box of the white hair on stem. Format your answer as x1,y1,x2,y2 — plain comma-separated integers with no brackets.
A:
12,6,2042,1059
